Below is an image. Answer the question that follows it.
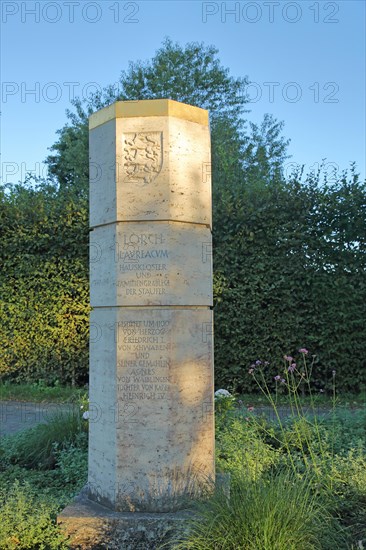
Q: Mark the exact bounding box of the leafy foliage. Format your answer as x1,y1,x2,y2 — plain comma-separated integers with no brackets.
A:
213,165,366,392
216,415,279,480
1,39,365,394
54,442,88,486
0,481,68,550
213,385,366,548
0,179,89,384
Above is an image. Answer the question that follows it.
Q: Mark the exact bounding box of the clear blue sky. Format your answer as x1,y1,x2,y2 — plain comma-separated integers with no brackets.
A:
1,0,365,185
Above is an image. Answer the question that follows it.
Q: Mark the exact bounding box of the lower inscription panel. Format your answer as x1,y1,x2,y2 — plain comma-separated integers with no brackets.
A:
88,307,214,512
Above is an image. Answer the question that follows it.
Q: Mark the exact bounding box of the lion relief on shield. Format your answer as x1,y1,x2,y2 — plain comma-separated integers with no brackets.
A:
123,132,163,185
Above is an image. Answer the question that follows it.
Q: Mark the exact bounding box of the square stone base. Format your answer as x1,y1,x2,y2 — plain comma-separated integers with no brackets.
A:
58,489,192,550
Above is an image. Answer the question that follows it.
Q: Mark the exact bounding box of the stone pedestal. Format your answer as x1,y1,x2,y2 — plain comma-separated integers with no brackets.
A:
58,488,192,550
59,99,214,547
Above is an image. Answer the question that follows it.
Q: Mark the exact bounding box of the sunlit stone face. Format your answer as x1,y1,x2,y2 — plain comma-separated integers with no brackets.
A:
90,221,212,307
89,103,211,228
88,99,214,512
88,307,214,512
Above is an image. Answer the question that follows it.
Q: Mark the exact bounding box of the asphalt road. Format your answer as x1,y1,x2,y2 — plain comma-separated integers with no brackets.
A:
0,400,361,437
0,401,77,436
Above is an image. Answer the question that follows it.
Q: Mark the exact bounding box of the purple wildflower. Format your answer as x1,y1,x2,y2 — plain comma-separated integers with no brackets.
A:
274,375,281,381
288,363,296,373
284,355,293,362
299,348,309,354
255,360,262,366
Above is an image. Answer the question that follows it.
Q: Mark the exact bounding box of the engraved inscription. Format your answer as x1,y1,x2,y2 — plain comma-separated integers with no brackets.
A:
123,132,163,184
89,222,213,307
115,319,172,403
115,232,170,297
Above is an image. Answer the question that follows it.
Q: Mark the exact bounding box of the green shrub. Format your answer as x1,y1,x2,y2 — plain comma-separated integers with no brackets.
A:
213,375,366,549
0,444,88,510
0,181,89,385
332,450,366,494
0,481,68,550
216,415,279,481
54,443,88,486
213,170,366,394
321,408,366,456
330,450,366,543
0,465,59,495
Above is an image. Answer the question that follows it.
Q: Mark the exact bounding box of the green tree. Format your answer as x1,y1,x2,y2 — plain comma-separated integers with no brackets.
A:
1,38,292,386
243,114,290,182
45,38,290,196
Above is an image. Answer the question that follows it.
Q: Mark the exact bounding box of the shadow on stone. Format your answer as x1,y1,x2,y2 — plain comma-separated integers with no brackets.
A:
58,487,193,550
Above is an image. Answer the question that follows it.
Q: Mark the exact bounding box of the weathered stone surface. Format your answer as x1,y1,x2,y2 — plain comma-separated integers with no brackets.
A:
58,489,192,549
88,307,214,512
89,99,211,228
90,221,213,307
60,99,214,545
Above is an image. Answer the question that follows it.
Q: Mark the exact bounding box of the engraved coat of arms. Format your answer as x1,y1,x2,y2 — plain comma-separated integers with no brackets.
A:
123,132,163,184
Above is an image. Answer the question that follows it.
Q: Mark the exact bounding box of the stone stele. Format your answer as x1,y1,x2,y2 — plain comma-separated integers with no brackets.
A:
58,99,214,549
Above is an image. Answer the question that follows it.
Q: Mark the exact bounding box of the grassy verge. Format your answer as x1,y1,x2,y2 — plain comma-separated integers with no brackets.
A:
0,382,86,403
0,380,365,548
0,407,88,549
170,470,348,550
175,403,366,549
1,381,364,408
239,391,366,409
0,403,364,549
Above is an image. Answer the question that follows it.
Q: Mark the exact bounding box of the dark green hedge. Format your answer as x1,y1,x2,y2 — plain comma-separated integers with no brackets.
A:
1,169,365,392
213,170,366,393
0,183,89,385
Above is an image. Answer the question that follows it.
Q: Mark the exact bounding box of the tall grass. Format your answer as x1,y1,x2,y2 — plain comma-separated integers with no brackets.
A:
0,381,85,402
209,348,366,549
170,470,347,550
1,408,87,469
